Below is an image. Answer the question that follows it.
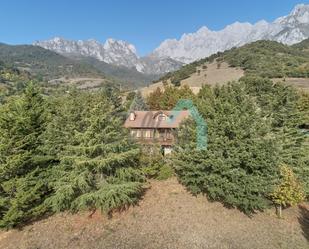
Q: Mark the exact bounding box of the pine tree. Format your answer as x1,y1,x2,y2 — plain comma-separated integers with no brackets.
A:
173,82,280,214
100,83,123,111
146,87,163,110
41,90,95,159
46,92,145,215
173,78,309,214
298,91,309,126
0,83,51,228
128,91,148,111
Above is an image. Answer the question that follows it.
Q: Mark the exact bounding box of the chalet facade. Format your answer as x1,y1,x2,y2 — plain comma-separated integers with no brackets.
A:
124,110,190,154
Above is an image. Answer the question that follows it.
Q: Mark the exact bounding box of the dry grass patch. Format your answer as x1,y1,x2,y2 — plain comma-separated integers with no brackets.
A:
273,78,309,91
141,62,244,97
0,178,308,249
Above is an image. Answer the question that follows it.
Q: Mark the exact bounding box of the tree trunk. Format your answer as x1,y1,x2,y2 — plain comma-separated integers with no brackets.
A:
88,208,96,218
276,205,282,218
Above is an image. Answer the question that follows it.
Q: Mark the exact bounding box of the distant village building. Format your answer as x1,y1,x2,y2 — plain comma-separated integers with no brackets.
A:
124,110,190,155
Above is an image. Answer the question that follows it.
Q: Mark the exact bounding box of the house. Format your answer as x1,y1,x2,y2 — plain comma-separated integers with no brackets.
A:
124,110,190,155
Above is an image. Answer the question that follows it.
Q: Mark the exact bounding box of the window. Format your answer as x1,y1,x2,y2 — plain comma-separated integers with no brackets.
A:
136,130,141,138
155,129,160,138
166,130,172,139
157,114,166,121
130,129,137,137
129,112,136,121
143,129,153,138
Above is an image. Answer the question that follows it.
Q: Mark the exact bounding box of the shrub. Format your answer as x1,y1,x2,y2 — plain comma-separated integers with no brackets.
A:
157,165,174,180
139,146,173,180
271,165,305,217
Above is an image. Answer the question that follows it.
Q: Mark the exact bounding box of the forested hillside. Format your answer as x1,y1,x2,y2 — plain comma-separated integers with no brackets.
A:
1,2,309,247
0,43,105,80
0,43,163,90
0,61,32,102
156,39,309,86
72,55,158,88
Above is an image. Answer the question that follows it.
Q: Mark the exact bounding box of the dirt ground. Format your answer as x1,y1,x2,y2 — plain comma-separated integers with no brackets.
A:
0,178,308,249
273,78,309,91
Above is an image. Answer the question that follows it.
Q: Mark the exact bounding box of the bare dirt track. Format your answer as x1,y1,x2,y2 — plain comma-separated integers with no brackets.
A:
0,178,308,249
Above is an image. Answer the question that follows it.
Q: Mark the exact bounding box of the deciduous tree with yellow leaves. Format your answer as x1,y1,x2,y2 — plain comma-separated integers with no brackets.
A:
271,165,305,218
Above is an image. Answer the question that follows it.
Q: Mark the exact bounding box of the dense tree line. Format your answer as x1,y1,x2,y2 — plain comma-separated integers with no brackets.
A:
0,84,145,228
172,77,308,214
0,74,308,228
146,85,194,110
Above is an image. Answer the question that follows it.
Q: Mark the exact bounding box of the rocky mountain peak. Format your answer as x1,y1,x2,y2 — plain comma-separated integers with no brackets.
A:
153,4,309,63
275,4,309,25
34,37,182,74
104,38,137,55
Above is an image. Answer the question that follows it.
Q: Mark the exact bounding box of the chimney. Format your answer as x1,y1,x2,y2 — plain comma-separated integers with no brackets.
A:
129,112,136,121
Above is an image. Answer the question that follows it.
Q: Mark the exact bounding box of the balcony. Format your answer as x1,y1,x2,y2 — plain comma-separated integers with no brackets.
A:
129,128,175,145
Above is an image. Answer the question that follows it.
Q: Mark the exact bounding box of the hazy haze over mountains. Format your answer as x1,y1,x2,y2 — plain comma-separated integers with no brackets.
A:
34,4,309,72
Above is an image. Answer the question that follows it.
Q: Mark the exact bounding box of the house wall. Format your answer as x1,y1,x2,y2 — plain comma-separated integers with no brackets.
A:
128,128,177,156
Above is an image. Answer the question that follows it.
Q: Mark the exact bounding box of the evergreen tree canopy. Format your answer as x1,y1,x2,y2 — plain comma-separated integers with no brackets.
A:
172,78,308,214
240,76,309,194
42,89,96,159
46,91,145,214
173,82,281,214
128,91,149,111
0,83,51,228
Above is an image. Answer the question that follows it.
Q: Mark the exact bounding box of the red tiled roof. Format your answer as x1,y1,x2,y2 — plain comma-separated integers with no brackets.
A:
124,110,190,128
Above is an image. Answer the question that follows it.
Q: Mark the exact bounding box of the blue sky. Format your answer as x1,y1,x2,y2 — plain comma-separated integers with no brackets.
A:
0,0,307,55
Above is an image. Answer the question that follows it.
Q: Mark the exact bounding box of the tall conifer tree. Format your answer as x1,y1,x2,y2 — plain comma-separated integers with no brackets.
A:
0,83,50,228
46,92,145,214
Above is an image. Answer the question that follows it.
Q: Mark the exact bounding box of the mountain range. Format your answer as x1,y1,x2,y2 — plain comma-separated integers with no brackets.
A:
34,4,309,73
33,38,183,75
153,4,309,63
